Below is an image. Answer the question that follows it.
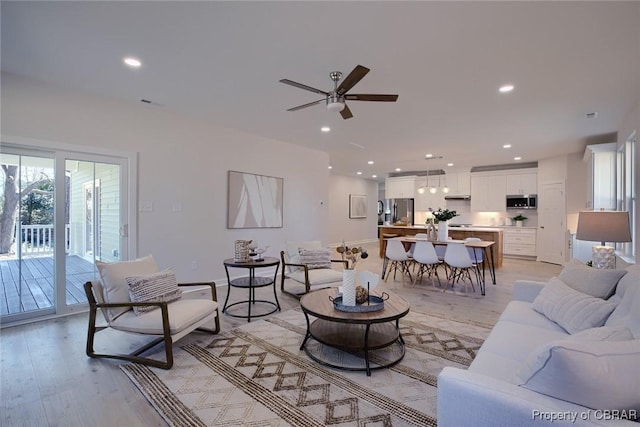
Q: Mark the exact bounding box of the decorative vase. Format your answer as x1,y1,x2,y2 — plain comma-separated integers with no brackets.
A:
342,269,356,306
437,221,449,242
516,220,523,228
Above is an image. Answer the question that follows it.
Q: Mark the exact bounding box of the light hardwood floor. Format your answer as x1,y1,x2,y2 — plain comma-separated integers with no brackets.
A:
0,241,562,427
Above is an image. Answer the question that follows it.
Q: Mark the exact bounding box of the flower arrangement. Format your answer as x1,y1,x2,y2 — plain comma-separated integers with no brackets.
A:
432,208,459,223
336,242,368,270
512,214,528,221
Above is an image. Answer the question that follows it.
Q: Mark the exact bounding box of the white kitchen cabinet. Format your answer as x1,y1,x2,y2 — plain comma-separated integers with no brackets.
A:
471,174,506,212
505,170,537,195
446,171,471,196
414,175,446,211
385,176,416,199
503,227,537,257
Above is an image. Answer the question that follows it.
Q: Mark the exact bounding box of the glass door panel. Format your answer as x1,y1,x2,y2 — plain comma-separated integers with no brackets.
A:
0,152,56,320
65,159,121,307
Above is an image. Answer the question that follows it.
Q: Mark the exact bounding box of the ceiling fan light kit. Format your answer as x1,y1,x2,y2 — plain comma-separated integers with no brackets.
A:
280,65,398,120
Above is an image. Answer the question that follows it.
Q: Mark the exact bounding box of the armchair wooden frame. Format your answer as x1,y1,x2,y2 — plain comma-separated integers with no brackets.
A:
280,250,348,298
84,281,220,370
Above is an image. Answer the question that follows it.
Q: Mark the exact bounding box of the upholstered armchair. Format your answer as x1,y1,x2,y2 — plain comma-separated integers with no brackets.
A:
83,255,220,369
280,241,348,298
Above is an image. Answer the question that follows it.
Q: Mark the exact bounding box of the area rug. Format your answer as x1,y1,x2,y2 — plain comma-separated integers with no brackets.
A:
121,308,491,426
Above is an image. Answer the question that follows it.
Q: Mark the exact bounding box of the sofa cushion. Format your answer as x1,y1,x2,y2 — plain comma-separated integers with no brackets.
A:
469,320,568,381
514,336,640,411
285,241,322,272
96,255,159,319
559,259,627,299
605,267,640,337
532,277,617,334
298,248,332,270
497,301,567,333
126,269,183,315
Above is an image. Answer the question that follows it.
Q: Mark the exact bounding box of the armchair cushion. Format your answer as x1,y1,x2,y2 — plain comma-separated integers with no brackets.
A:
110,299,218,335
285,240,322,272
288,268,344,287
96,255,159,319
126,269,183,315
298,248,332,270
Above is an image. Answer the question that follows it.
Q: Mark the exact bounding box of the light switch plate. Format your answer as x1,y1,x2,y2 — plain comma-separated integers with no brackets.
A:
139,201,153,212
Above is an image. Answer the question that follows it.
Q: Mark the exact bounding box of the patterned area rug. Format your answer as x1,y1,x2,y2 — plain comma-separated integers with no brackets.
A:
121,308,491,426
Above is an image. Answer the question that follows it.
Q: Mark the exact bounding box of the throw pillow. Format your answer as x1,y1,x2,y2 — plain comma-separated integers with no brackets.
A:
285,241,322,272
126,269,182,315
532,277,617,334
96,255,159,319
514,337,640,411
567,325,634,341
298,248,332,270
558,259,627,299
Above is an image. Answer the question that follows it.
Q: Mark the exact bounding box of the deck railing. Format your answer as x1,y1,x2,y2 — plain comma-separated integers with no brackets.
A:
17,224,71,255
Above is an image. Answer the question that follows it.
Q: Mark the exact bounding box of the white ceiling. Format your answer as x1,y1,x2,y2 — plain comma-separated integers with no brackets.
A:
2,1,639,180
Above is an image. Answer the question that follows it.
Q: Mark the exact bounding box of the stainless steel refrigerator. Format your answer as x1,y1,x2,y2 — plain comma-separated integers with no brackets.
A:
389,198,414,225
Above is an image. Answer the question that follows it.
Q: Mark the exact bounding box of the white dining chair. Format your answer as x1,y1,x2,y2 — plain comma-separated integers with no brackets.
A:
443,242,480,293
465,237,484,279
412,240,442,287
384,239,413,284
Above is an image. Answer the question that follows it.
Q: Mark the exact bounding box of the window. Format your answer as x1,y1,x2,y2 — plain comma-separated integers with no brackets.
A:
617,132,636,260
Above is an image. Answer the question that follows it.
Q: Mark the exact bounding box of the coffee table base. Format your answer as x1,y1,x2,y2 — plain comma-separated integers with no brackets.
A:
300,318,406,376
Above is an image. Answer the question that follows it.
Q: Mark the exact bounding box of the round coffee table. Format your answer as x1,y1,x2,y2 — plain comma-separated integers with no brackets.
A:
299,287,410,376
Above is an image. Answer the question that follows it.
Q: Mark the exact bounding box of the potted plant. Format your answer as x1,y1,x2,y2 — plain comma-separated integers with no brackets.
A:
432,209,459,241
512,214,528,227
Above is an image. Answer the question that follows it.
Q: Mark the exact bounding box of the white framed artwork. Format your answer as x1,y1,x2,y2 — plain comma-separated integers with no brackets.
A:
227,170,283,228
349,194,367,219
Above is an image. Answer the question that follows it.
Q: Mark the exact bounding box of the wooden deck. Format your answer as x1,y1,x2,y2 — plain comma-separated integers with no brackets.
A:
0,255,96,315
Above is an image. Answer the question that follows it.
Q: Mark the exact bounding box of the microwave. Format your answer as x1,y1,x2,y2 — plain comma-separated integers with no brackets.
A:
506,194,537,209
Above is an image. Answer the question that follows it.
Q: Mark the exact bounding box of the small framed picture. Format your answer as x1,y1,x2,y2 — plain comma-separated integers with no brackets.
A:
349,194,367,219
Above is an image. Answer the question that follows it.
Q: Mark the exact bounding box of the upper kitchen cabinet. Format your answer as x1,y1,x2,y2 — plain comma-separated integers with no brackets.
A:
584,143,616,210
445,171,471,196
385,176,416,199
471,173,507,212
505,169,537,195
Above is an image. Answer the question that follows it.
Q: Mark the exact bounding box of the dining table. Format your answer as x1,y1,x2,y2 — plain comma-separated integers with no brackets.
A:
381,236,496,295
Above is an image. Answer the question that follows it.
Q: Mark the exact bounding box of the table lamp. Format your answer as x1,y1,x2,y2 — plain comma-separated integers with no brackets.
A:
575,210,632,269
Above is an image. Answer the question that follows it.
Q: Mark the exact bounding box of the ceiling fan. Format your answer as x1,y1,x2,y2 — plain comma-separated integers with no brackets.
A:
279,65,398,119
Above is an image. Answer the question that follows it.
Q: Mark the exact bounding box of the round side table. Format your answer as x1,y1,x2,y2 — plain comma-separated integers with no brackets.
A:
222,257,280,322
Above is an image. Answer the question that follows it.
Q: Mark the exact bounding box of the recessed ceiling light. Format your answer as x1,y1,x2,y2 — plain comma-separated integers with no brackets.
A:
395,168,402,172
367,160,374,165
503,144,512,149
321,126,331,132
499,84,514,93
514,157,522,161
328,166,332,169
372,174,377,178
425,153,433,158
357,171,362,175
123,57,141,68
447,163,454,167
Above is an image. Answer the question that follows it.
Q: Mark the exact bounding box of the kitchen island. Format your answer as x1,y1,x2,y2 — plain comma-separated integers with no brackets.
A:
378,225,503,268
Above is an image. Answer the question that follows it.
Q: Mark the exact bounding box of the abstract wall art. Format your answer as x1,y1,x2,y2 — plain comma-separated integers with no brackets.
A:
227,171,283,228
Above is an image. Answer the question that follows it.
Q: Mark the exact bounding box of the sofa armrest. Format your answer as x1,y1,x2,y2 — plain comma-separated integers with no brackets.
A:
437,367,632,427
513,280,547,303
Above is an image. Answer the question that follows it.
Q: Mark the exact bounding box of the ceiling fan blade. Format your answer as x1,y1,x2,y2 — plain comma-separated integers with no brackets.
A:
286,98,325,111
340,104,353,120
279,79,329,95
336,65,370,95
344,94,399,102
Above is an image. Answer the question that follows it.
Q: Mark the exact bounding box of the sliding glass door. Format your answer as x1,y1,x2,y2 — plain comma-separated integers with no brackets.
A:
1,145,130,324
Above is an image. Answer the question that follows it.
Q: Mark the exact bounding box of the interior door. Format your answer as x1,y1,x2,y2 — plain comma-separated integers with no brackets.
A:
537,181,566,264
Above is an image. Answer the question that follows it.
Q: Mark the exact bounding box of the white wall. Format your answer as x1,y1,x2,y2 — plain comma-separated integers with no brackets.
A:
1,72,331,283
328,175,379,245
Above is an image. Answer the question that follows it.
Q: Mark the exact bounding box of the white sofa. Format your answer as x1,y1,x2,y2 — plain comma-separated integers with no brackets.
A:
438,262,640,426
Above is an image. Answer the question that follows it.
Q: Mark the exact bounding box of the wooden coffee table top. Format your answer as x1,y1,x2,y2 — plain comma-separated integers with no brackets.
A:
299,288,410,324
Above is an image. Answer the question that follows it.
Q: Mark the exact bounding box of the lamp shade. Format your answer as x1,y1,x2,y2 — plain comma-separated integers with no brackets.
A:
575,210,632,244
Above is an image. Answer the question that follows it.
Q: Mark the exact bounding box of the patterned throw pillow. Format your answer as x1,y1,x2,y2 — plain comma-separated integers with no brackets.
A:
126,269,182,315
298,248,332,270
